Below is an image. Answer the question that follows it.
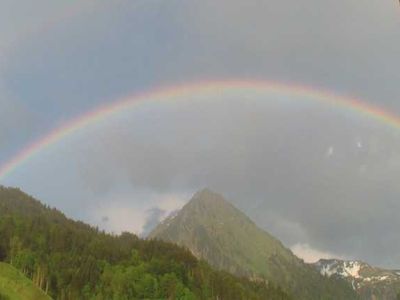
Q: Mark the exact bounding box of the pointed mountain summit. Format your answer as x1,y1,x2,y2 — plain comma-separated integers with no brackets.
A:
150,188,295,276
149,189,357,299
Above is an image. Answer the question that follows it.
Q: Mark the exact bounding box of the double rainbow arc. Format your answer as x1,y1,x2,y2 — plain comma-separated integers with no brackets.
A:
1,80,399,181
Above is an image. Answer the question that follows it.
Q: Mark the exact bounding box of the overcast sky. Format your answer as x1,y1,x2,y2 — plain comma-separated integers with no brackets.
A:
1,0,400,268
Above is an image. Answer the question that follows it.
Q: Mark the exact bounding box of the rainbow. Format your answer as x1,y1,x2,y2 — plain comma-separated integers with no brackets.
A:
1,79,399,182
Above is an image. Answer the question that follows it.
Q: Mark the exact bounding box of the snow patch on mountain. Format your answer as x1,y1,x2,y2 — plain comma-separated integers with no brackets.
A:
316,259,361,279
346,261,361,278
314,259,400,299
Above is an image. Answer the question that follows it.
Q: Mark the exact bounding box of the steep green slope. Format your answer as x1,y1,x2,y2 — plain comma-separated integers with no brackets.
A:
0,262,51,300
149,189,358,300
0,186,290,300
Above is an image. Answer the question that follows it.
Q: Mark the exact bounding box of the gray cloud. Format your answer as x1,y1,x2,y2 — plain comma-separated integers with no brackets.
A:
0,82,35,151
3,0,399,117
168,0,400,107
1,0,400,268
0,0,99,55
141,207,166,237
53,93,400,268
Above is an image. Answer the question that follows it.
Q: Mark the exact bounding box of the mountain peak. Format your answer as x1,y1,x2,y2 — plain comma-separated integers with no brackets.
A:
179,188,255,227
188,188,232,208
149,190,358,299
149,189,289,273
194,187,216,196
192,188,228,202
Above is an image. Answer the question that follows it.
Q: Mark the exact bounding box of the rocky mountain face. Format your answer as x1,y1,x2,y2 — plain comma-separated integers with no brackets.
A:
149,189,357,299
314,259,400,300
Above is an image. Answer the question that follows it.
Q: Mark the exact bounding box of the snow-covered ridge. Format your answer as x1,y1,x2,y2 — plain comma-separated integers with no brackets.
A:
314,259,400,290
313,259,400,298
316,259,362,279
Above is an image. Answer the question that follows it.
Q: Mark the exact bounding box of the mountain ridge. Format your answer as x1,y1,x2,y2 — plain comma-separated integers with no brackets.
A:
149,188,357,299
313,258,400,299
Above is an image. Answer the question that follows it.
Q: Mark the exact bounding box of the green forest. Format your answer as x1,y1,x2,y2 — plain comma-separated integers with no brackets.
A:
0,186,290,300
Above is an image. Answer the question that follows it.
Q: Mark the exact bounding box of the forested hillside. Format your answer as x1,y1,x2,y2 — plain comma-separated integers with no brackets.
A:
0,186,290,300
